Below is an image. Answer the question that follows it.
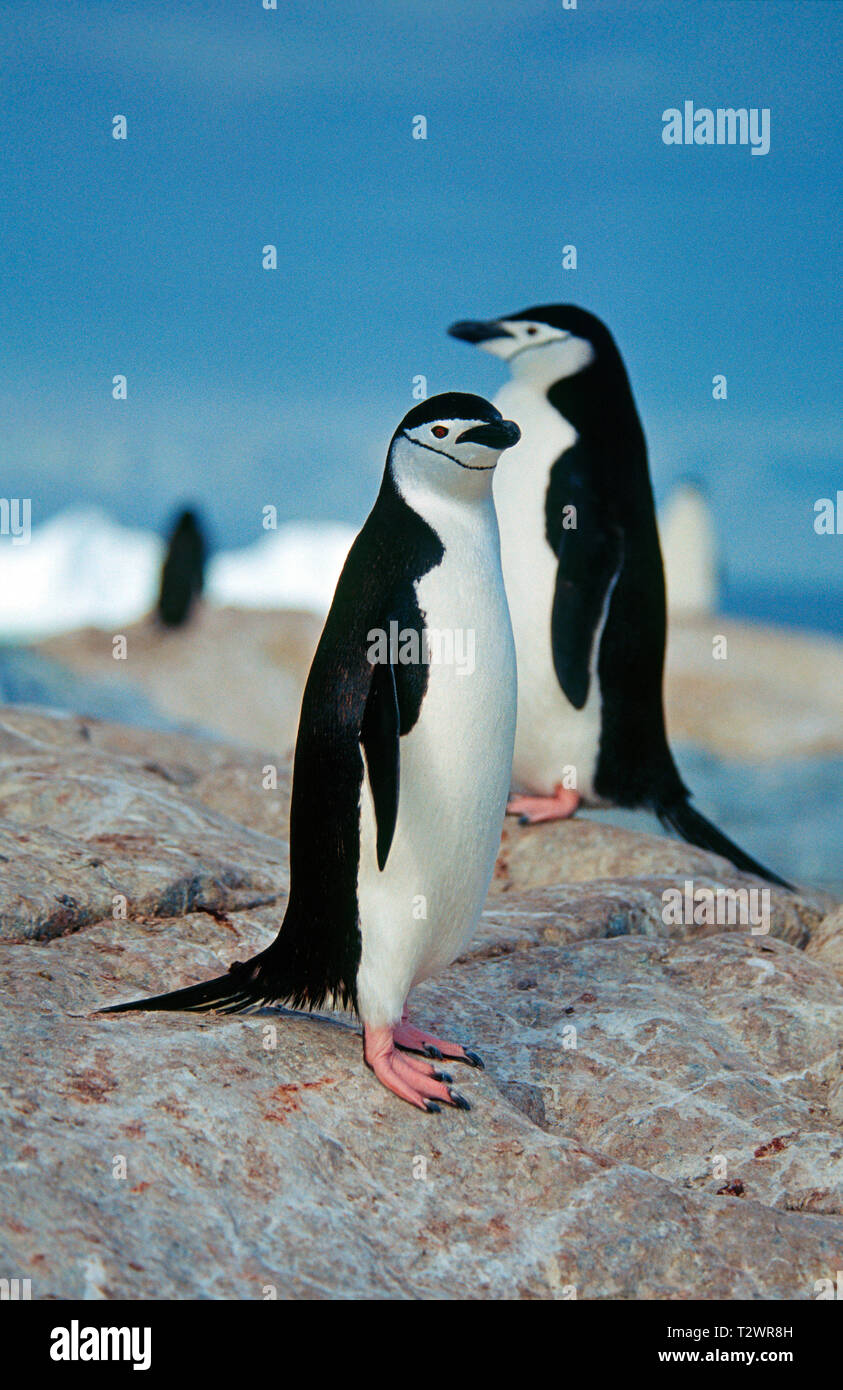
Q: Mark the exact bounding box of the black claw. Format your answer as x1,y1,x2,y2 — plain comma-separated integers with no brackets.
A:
433,1071,453,1084
462,1049,485,1069
518,814,530,826
425,1101,441,1114
423,1044,444,1060
449,1090,471,1111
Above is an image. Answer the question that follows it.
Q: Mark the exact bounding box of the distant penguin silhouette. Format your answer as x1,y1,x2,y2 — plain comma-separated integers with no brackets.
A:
660,478,719,616
157,509,206,628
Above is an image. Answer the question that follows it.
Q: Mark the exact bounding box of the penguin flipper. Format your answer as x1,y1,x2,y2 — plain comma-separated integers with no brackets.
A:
655,796,793,890
360,656,400,871
550,516,624,710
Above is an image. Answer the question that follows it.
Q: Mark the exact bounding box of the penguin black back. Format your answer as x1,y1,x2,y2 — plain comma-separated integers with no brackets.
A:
517,306,678,807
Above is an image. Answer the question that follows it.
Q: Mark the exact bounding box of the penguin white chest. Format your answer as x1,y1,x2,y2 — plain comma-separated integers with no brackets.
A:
355,498,516,1029
492,379,605,801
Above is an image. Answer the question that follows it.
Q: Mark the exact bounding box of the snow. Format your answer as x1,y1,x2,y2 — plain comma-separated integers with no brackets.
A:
0,508,163,640
0,508,355,641
207,522,354,614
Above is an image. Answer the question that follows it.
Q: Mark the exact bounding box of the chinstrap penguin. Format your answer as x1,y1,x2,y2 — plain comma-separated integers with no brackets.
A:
102,393,521,1111
449,305,791,889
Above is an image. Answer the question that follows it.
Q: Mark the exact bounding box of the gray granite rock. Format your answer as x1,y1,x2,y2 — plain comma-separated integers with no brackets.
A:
1,707,841,1300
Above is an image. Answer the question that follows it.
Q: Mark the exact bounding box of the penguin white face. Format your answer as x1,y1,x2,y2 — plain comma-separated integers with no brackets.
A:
403,415,521,472
449,316,596,386
390,393,521,502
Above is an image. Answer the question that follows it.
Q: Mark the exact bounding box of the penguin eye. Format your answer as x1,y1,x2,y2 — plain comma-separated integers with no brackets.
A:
431,425,448,438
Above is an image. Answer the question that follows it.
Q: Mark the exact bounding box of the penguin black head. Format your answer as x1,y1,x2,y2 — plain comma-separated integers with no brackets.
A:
388,391,520,496
449,305,625,387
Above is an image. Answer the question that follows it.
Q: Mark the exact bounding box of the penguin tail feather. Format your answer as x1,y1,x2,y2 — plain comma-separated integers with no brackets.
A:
654,796,794,891
98,958,274,1017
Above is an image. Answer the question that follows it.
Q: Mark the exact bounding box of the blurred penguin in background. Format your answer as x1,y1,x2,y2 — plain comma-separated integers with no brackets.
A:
157,508,207,628
660,477,719,616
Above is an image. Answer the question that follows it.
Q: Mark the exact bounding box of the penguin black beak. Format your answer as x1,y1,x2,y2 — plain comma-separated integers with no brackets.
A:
456,419,521,449
448,319,513,345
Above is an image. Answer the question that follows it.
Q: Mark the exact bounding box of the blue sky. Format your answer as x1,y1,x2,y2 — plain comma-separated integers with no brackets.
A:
1,0,840,624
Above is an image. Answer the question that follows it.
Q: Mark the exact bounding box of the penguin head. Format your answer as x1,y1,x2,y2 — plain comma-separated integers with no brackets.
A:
449,305,618,388
389,392,520,500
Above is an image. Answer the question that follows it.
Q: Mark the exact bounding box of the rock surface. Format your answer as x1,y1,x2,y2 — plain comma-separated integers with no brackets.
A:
0,708,286,943
35,607,843,893
39,606,843,762
1,707,842,1300
664,614,843,761
39,605,321,751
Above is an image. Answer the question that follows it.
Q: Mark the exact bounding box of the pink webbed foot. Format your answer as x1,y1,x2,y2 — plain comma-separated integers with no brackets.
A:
507,784,581,825
393,1016,485,1071
363,1024,471,1113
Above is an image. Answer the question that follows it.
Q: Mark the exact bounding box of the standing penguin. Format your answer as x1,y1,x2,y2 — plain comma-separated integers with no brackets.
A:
157,508,206,628
102,393,521,1111
449,306,790,888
